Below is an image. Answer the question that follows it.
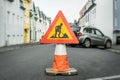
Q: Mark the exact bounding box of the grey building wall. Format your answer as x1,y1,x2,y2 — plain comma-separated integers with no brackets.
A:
113,0,120,44
113,0,120,30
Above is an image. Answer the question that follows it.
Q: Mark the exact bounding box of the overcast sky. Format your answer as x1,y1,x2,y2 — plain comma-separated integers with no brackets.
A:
32,0,87,22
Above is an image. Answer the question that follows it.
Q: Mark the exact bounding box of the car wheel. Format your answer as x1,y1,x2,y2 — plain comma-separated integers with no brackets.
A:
71,44,76,47
91,45,97,48
83,39,91,48
104,41,111,49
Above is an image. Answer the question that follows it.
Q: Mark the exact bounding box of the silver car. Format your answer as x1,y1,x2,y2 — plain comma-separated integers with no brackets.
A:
71,26,112,48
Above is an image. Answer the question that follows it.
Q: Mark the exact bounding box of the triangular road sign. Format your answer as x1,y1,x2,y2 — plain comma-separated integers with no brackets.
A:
41,10,79,44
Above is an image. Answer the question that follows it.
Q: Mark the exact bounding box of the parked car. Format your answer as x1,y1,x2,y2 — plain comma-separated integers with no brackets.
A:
70,26,112,49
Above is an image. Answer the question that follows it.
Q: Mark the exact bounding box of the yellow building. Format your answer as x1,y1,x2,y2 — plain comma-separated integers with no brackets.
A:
22,0,31,44
79,16,85,27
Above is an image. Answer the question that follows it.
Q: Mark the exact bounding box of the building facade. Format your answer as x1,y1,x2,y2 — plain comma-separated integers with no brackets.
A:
0,0,24,47
79,0,120,44
113,0,120,44
22,0,31,44
0,0,51,47
30,1,36,42
30,3,51,43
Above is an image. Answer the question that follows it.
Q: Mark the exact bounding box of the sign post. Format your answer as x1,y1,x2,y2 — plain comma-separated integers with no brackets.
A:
41,10,79,75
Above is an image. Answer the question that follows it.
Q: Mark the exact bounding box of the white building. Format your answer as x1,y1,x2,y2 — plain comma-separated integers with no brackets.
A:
0,0,24,47
30,2,36,42
96,0,113,44
30,5,51,43
79,0,120,44
0,0,51,47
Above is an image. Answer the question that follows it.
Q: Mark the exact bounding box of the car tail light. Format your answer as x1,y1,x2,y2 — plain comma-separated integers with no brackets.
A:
78,32,82,36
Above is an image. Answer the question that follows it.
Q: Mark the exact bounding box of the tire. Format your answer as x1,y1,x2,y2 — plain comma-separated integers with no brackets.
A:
71,44,76,47
91,45,97,48
104,41,111,49
83,39,91,48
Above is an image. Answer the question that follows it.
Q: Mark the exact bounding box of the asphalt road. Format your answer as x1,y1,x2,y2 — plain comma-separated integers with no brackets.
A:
0,44,120,80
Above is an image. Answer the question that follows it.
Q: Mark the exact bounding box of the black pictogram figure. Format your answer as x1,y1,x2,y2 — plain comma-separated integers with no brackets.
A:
50,23,69,38
55,23,63,38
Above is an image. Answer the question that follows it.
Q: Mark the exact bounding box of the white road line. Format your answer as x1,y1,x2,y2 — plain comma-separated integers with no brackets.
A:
87,75,120,80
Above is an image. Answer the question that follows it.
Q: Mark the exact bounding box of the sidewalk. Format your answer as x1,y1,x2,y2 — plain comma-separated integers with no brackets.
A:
107,45,120,54
0,43,40,52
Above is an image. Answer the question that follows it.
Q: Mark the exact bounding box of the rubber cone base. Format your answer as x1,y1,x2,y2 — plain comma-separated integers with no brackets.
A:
45,68,78,76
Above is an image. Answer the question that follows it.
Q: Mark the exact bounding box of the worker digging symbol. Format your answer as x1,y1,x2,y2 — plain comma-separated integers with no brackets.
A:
50,23,69,38
55,23,62,38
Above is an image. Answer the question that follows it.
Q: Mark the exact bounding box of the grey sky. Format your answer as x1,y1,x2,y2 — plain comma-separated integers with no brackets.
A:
32,0,87,22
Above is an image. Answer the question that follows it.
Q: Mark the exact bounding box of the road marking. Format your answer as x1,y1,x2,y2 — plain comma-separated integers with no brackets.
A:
87,75,120,80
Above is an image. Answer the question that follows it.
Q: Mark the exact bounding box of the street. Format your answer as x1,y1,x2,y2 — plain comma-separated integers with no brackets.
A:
0,44,120,80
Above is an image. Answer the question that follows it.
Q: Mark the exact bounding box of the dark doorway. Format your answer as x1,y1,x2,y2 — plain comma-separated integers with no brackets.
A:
116,36,120,44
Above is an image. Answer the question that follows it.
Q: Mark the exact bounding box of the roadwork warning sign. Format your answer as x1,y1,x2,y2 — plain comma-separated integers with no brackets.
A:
40,10,79,44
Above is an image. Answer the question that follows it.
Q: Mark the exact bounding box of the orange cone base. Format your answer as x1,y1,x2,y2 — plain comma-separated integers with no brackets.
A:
52,55,69,72
45,68,78,76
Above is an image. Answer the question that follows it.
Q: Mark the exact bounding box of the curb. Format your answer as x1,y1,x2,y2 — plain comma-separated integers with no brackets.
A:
107,49,120,54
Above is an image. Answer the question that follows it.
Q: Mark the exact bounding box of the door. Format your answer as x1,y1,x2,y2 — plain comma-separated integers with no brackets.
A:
94,29,105,45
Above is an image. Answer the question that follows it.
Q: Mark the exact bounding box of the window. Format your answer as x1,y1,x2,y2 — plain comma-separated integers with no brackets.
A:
87,14,89,22
95,29,103,36
91,28,95,34
8,0,14,2
85,15,87,22
93,8,96,19
12,13,15,25
83,28,89,33
7,11,10,24
83,28,92,33
88,28,92,33
115,17,117,26
115,0,117,10
17,15,19,22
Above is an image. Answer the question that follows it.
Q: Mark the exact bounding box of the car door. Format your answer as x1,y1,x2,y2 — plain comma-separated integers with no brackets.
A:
94,29,105,45
89,28,97,45
83,28,97,45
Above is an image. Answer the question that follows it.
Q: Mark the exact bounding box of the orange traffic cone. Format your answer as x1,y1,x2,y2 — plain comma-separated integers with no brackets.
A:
45,44,78,75
52,44,69,71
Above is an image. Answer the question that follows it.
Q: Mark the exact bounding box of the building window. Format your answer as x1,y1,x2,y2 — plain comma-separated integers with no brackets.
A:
17,15,20,27
115,17,117,26
90,11,92,20
88,14,89,22
8,0,14,2
93,8,96,19
115,0,117,10
7,11,10,24
85,15,87,22
12,13,15,25
17,15,19,22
